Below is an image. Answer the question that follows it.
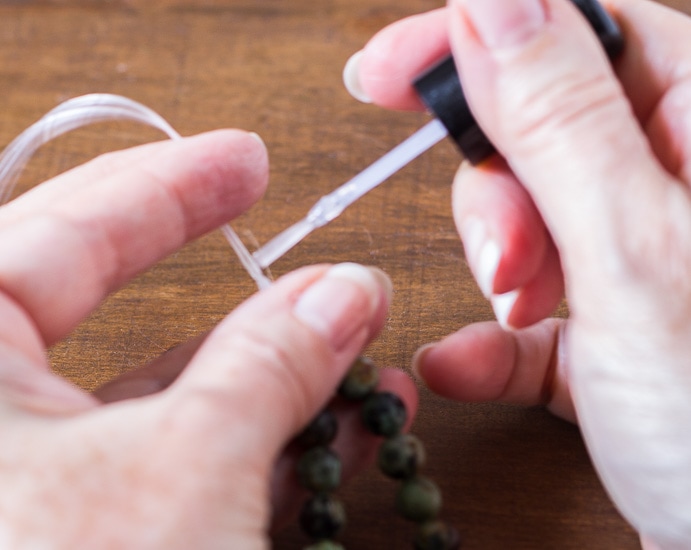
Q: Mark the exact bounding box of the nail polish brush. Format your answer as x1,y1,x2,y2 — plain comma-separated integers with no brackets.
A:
250,0,624,272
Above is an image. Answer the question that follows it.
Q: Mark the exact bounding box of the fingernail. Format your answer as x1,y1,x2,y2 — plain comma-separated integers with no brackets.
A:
248,132,265,146
462,217,501,297
411,343,436,383
294,263,390,350
453,0,546,49
343,51,372,103
491,289,520,330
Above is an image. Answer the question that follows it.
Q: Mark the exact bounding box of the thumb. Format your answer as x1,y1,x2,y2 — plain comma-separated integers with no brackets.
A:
449,1,691,547
167,263,391,455
448,0,678,282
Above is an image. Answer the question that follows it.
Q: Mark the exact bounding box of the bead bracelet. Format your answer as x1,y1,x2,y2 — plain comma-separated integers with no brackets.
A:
292,357,461,550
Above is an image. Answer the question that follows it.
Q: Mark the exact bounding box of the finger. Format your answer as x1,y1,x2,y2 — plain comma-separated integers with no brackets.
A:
413,318,575,423
448,0,680,280
495,238,564,330
166,263,393,456
345,1,691,128
270,367,418,530
455,158,548,297
607,0,691,121
0,130,268,344
454,157,564,328
607,0,691,181
450,1,691,545
4,137,195,207
343,8,450,109
0,333,98,415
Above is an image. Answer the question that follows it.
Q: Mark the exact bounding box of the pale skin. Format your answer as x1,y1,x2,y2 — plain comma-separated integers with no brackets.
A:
346,0,691,548
0,129,418,548
5,0,691,548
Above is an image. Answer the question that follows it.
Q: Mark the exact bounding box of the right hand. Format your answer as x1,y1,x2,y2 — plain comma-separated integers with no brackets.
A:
345,1,691,548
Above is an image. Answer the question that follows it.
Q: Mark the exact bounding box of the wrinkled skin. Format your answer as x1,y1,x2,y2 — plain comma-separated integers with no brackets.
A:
0,129,418,548
346,0,691,548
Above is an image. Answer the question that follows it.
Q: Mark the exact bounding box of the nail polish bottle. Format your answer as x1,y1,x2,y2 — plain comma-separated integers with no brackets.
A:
412,0,624,164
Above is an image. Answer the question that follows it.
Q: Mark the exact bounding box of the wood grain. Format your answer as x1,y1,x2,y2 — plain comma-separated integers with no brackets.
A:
1,1,688,548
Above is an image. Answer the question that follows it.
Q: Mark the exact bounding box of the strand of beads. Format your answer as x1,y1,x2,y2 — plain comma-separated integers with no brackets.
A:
294,407,346,550
341,357,461,550
293,356,461,549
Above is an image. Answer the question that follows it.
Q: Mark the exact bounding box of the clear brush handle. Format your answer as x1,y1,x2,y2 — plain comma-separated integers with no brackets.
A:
252,119,448,269
0,94,446,291
0,93,271,289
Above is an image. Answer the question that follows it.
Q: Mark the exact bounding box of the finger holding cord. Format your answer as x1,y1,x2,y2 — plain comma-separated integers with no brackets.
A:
148,263,417,534
94,318,418,532
0,131,267,417
0,130,268,346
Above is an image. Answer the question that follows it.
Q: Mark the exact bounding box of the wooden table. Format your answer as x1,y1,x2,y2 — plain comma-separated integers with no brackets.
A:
2,1,689,548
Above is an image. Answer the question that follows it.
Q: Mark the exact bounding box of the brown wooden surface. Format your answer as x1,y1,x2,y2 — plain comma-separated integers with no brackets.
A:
2,1,690,548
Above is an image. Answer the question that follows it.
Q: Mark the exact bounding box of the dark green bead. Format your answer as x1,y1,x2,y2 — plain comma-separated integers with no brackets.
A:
395,476,442,522
296,409,338,448
378,433,426,479
303,541,345,550
297,447,342,493
413,520,462,550
338,356,379,400
361,391,407,437
299,494,346,540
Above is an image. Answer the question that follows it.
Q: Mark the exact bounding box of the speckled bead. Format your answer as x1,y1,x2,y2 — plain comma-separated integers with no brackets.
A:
395,476,442,522
338,356,379,400
299,493,347,540
361,391,407,437
378,433,426,479
297,447,342,493
296,408,338,448
413,520,462,550
303,540,346,550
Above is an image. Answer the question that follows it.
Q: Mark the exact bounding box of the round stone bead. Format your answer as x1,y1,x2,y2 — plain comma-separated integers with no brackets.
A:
338,356,379,400
297,447,342,493
378,433,426,479
361,391,407,437
413,520,462,550
303,541,346,550
299,494,346,540
296,408,338,448
395,476,442,522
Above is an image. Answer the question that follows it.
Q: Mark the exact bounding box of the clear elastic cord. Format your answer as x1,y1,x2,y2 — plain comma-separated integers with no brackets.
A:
252,119,447,268
0,93,272,290
0,94,181,203
0,94,446,292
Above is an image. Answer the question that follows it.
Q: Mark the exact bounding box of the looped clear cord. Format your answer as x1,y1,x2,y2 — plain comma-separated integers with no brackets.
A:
0,93,271,289
0,94,448,291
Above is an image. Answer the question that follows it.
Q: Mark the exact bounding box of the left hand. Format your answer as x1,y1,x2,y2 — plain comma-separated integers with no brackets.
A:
0,129,418,548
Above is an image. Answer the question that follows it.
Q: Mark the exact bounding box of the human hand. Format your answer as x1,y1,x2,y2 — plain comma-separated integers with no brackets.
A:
0,129,417,548
344,0,691,548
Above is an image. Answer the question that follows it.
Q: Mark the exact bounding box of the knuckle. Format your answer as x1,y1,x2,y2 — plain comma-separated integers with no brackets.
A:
503,69,624,156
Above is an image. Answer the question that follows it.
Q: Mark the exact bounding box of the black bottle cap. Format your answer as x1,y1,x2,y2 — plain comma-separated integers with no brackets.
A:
412,0,624,165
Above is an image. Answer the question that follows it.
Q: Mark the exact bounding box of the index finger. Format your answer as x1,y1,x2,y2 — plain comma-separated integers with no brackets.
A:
0,130,268,345
349,1,691,121
348,8,450,111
